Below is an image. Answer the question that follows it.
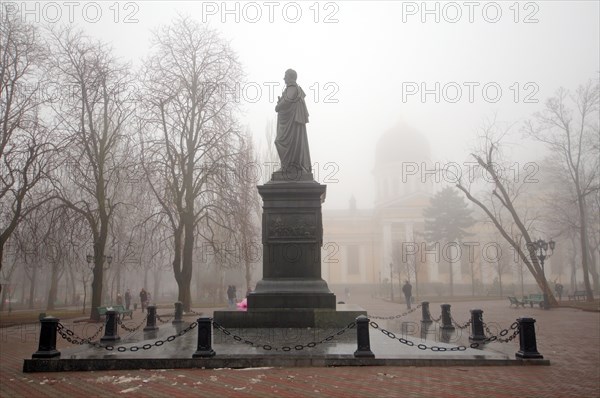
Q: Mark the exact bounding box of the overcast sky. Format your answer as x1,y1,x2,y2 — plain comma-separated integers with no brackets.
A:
13,0,599,208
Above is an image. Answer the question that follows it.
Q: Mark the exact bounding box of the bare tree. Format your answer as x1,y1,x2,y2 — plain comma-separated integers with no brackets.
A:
524,80,599,301
0,12,55,293
139,16,242,311
46,26,135,320
455,120,557,306
230,131,261,294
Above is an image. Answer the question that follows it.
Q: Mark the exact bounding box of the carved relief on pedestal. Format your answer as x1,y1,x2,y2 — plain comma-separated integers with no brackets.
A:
267,213,318,240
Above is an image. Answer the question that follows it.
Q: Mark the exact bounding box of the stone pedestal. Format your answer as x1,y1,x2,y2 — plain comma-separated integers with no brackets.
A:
214,175,365,328
248,178,335,310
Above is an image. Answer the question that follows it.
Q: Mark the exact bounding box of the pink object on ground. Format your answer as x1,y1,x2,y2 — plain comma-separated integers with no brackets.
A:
236,298,247,310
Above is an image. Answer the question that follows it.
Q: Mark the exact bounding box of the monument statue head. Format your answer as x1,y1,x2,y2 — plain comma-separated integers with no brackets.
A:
284,68,297,85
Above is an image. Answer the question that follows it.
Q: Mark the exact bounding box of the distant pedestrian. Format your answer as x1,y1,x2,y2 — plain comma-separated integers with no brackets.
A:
554,282,564,301
124,290,131,310
139,288,148,313
227,285,236,308
402,280,412,310
116,293,123,306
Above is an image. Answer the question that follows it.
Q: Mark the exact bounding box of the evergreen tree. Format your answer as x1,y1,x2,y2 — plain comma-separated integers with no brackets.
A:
423,187,475,296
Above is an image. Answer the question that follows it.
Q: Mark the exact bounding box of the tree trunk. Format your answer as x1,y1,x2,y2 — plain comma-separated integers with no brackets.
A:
46,262,60,311
90,229,108,320
498,267,503,297
153,270,160,305
577,195,594,301
28,266,37,310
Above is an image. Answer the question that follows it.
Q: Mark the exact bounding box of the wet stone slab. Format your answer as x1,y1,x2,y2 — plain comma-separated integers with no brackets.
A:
23,320,549,372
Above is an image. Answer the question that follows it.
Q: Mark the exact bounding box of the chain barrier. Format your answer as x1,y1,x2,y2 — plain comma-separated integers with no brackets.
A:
451,316,471,330
369,319,520,351
57,320,198,352
213,321,356,352
117,314,148,333
56,322,104,345
155,313,174,324
427,308,442,323
483,321,520,343
369,320,467,352
368,303,422,320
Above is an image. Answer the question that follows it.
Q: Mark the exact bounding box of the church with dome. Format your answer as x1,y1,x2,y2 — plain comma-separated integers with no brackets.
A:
320,124,568,299
322,124,438,294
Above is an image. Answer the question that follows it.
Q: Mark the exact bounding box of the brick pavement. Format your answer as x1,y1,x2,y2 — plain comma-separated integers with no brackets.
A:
1,295,598,397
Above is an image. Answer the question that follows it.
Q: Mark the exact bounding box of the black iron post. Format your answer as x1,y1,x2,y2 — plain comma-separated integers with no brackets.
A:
469,309,485,342
100,310,121,342
144,305,159,332
354,315,375,358
515,317,543,359
32,317,60,358
421,301,432,324
193,317,216,358
173,301,184,324
440,304,455,331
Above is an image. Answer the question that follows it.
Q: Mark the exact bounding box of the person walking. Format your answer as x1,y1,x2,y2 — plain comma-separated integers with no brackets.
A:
139,288,148,313
402,280,412,310
124,290,131,310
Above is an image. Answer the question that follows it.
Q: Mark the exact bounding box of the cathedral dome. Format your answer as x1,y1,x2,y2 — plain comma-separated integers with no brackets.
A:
373,123,433,204
375,124,431,168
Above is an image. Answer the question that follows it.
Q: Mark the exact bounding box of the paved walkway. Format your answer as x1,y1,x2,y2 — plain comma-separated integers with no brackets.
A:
1,294,599,397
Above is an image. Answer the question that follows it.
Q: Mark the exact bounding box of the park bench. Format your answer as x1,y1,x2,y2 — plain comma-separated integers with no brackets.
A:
97,305,133,320
568,290,587,301
523,293,545,308
508,296,525,308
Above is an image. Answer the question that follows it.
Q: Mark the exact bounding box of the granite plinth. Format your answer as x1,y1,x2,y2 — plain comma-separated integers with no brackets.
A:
214,304,365,328
248,278,335,309
250,179,336,312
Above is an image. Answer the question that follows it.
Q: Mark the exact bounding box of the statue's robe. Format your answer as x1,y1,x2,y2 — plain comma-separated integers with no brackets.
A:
275,83,311,174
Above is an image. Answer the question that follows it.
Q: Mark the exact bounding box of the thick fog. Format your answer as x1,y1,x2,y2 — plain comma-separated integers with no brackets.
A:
72,1,600,208
1,1,598,311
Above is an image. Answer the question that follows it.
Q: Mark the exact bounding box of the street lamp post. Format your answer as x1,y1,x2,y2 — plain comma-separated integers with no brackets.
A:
529,238,556,309
389,263,394,301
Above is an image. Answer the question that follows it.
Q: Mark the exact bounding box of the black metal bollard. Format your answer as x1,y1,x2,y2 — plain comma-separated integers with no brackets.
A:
421,301,432,324
515,317,543,359
354,315,375,358
193,317,215,358
440,304,455,331
173,301,184,324
32,317,60,358
144,305,159,332
469,309,485,342
101,310,121,342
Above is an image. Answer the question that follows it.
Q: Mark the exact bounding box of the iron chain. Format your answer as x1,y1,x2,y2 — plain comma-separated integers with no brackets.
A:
368,303,422,320
451,317,472,330
155,313,174,324
58,321,198,352
369,319,520,351
117,314,148,333
57,323,104,345
213,321,356,352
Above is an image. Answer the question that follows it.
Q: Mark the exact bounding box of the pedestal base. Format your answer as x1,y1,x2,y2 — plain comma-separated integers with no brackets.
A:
214,304,366,328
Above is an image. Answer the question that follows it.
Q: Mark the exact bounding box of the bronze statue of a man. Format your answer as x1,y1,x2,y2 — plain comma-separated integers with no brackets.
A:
275,69,311,175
